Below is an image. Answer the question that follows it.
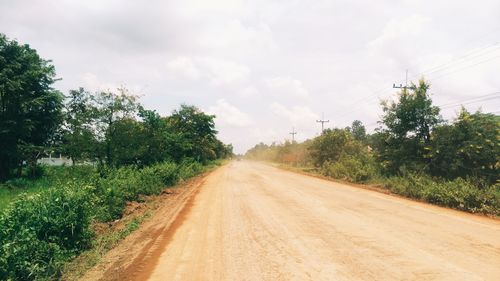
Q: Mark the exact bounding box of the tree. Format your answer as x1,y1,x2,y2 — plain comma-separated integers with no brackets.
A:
137,107,169,165
377,79,441,174
0,34,63,180
429,108,499,183
62,88,98,164
166,105,218,163
107,118,146,166
349,120,366,141
93,89,139,167
308,128,362,167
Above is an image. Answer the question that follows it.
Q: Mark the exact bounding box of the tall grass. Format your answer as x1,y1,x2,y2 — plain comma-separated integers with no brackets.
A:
0,166,97,211
319,159,500,215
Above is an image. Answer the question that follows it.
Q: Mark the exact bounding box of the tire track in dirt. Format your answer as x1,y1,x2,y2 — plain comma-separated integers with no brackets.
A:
80,174,209,281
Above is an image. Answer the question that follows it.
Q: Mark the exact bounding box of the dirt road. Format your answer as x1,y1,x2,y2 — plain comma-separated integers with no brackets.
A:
137,161,499,280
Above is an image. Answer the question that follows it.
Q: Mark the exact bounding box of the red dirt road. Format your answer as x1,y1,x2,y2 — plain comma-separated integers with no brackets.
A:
96,161,500,280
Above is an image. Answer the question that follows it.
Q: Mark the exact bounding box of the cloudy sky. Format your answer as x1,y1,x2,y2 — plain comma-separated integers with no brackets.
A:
1,0,499,153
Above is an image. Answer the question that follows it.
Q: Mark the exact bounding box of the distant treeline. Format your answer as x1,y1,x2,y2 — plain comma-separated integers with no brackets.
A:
246,80,499,214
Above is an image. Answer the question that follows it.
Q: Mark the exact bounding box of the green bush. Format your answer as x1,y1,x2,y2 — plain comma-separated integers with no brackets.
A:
177,159,204,179
95,166,141,221
0,183,95,280
379,174,500,215
93,162,180,221
320,154,377,183
0,160,214,280
318,154,499,215
153,162,179,187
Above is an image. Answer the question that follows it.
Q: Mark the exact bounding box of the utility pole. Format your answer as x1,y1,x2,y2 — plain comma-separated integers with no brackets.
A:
289,127,297,142
393,69,416,90
316,113,329,133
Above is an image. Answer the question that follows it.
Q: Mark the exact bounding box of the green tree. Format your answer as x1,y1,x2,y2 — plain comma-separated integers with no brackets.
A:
213,140,233,159
429,108,499,183
349,120,366,141
93,89,139,167
308,128,362,167
107,118,146,166
62,88,98,164
137,107,169,165
377,79,441,174
166,105,218,163
0,34,63,180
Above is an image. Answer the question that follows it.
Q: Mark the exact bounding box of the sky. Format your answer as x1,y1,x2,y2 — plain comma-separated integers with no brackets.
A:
1,0,499,153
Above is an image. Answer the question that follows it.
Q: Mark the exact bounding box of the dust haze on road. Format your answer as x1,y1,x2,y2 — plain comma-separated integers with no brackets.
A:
145,161,499,281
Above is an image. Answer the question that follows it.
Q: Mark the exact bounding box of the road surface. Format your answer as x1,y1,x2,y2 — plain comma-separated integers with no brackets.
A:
145,161,500,281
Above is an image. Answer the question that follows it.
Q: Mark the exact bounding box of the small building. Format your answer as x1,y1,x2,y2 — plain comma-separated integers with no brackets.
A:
38,154,73,166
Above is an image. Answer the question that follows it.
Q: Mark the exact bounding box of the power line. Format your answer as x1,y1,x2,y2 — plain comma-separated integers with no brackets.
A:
438,91,500,109
429,54,500,82
441,96,500,110
330,29,500,123
407,42,500,81
333,51,500,123
334,47,499,120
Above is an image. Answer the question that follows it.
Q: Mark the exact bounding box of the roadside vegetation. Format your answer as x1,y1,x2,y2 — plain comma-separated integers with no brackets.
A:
246,80,499,216
0,34,232,280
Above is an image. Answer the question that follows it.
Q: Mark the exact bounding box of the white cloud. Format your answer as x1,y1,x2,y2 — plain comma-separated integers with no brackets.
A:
178,0,245,16
238,86,259,97
199,58,251,86
81,73,119,92
369,14,431,51
80,73,144,95
197,20,277,53
209,99,253,127
165,56,251,87
368,14,431,66
269,102,319,126
166,56,201,80
265,77,310,98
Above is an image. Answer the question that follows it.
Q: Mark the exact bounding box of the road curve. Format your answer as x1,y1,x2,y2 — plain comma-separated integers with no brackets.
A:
146,161,500,281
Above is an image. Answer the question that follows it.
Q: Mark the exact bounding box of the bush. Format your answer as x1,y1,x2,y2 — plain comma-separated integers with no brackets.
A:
0,159,213,280
177,159,204,179
320,154,377,183
0,183,95,280
94,162,180,221
379,174,500,215
154,162,179,186
95,166,141,221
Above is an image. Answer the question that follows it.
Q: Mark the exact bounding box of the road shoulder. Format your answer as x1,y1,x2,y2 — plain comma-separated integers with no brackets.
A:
68,167,220,281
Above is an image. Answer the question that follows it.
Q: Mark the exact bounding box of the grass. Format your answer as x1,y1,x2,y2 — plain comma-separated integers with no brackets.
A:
61,212,151,281
0,165,96,211
0,187,31,211
276,162,500,217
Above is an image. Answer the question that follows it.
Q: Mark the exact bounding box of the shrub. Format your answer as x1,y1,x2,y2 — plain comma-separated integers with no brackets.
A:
177,160,204,179
93,162,180,221
379,174,500,215
0,159,213,280
154,162,179,186
320,154,378,183
0,183,95,280
95,167,139,221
